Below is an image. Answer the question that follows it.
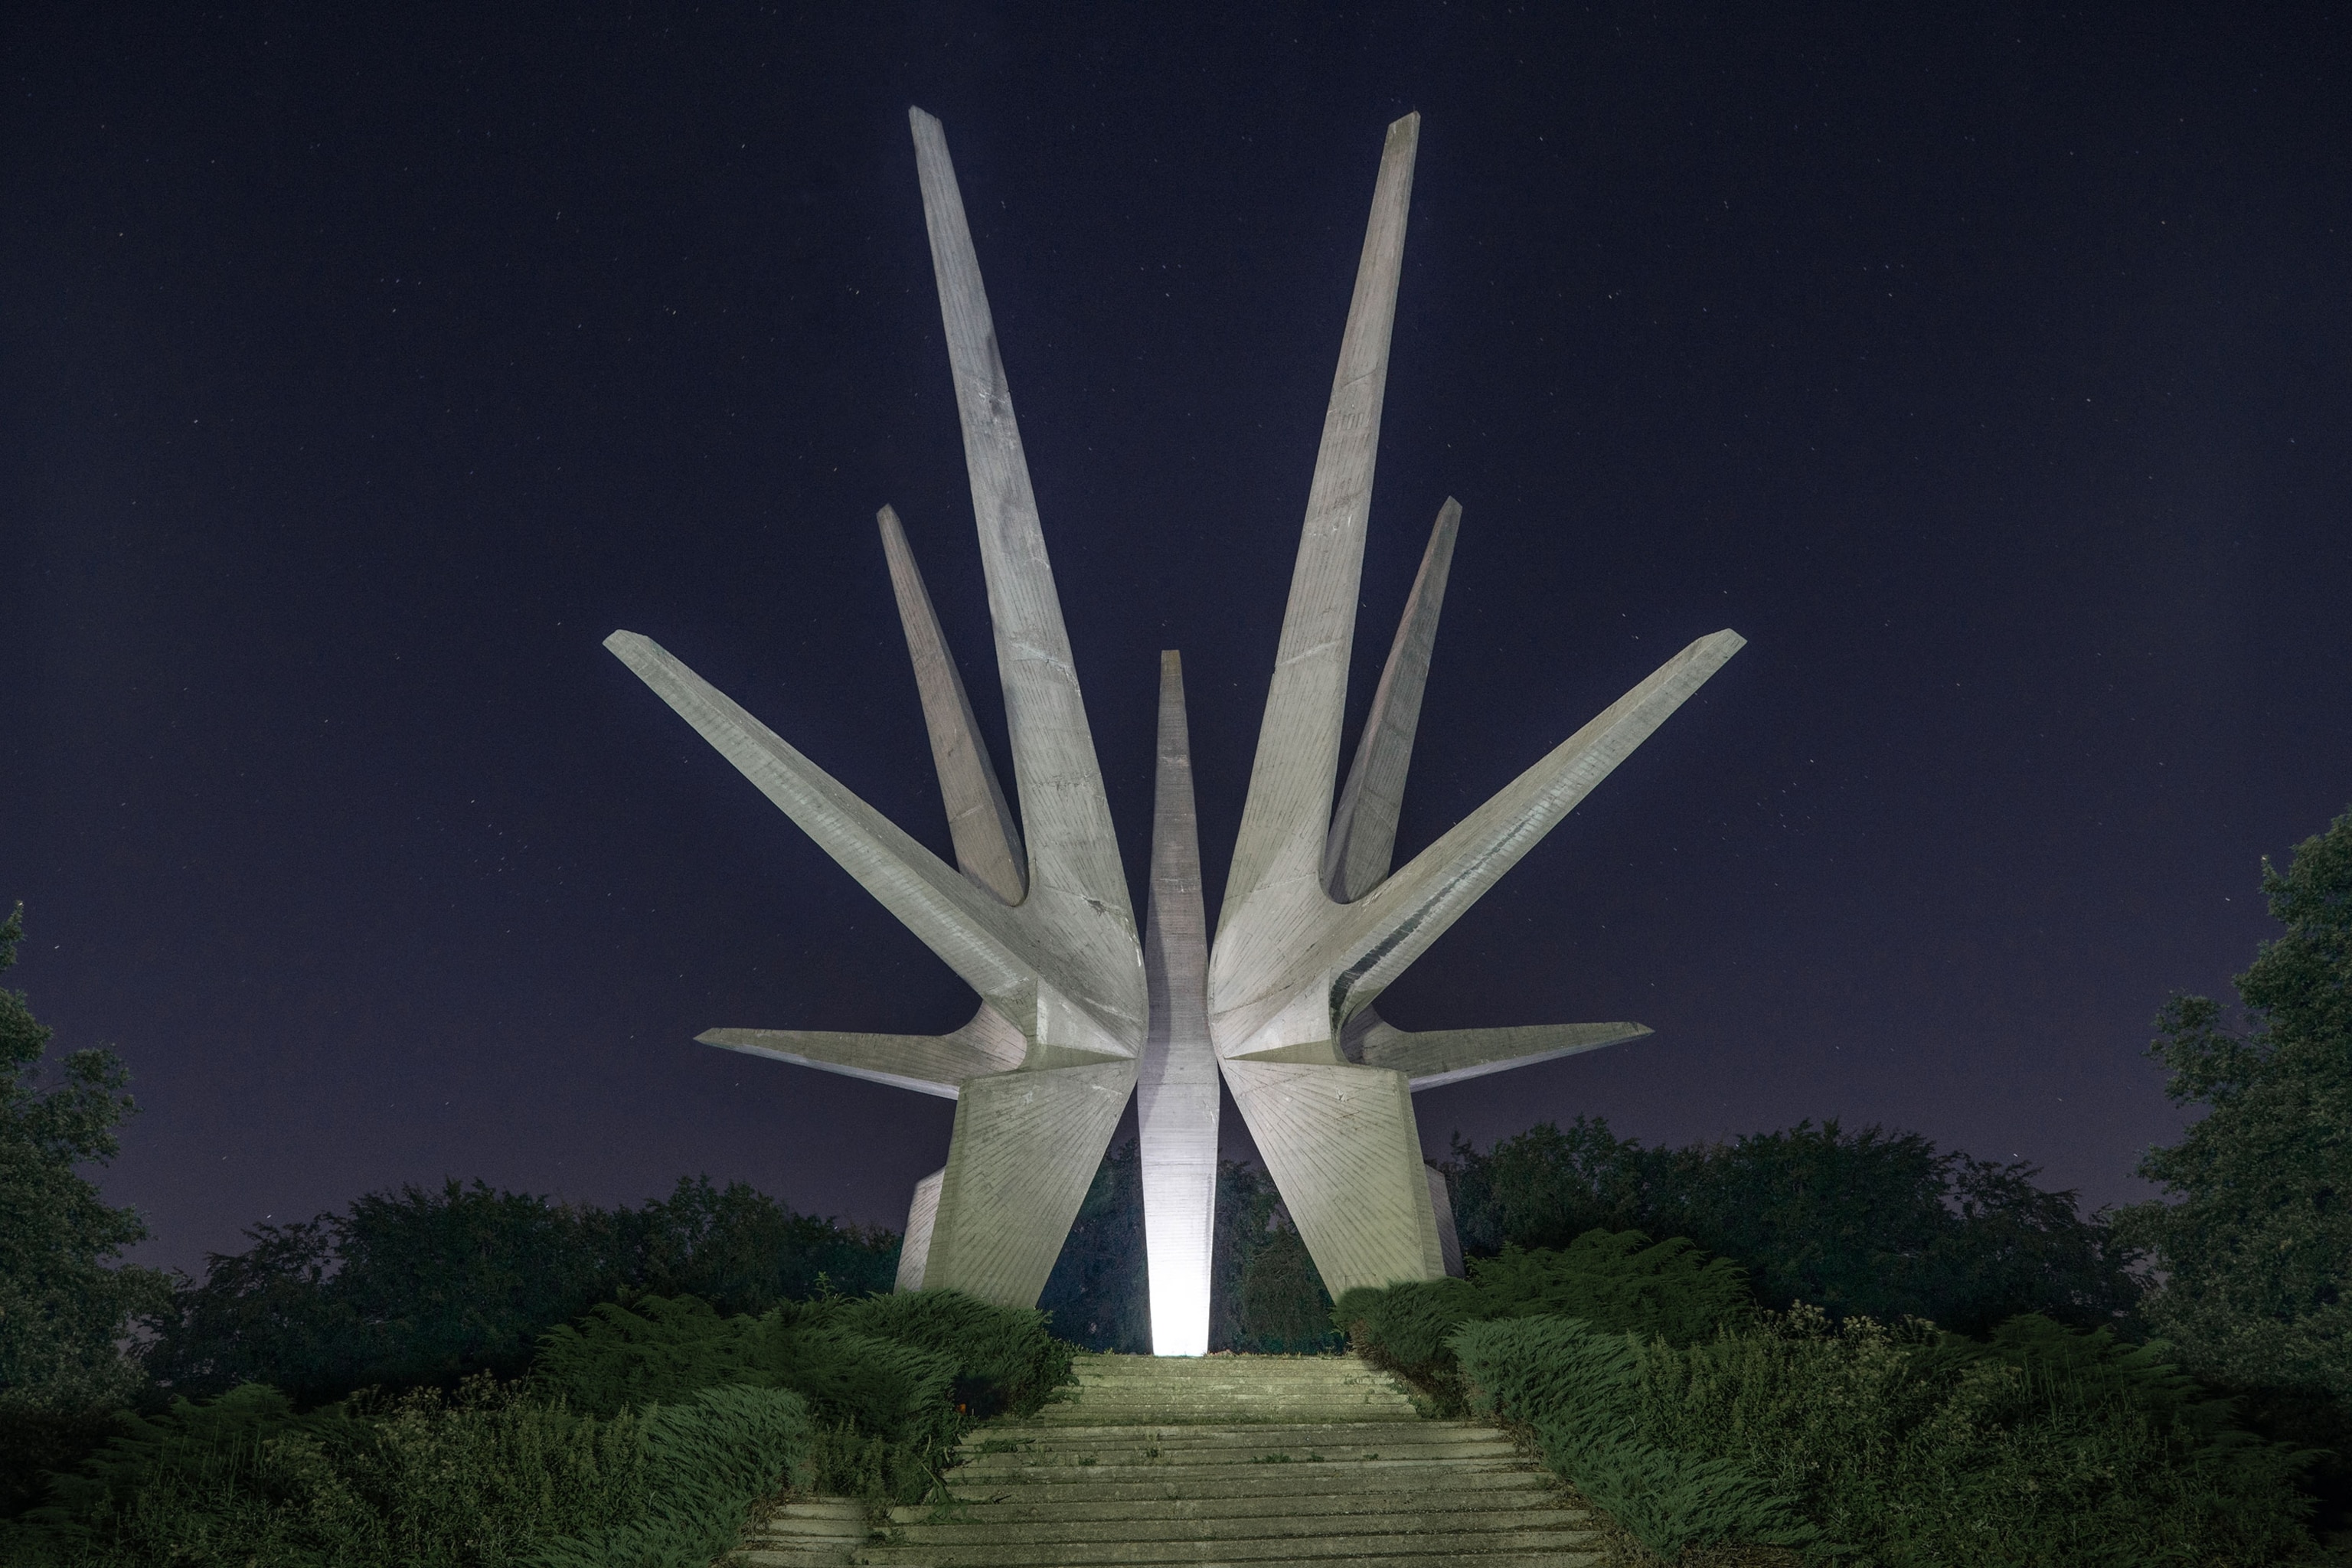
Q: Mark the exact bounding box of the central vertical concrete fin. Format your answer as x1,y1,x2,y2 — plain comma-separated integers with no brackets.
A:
877,505,1028,906
1220,111,1420,945
1138,652,1218,1355
1324,495,1462,903
909,108,1140,1054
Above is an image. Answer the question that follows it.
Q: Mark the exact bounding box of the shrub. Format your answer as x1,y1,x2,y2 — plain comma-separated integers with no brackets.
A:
1336,1230,1753,1410
531,1289,1073,1503
0,1374,805,1568
1446,1117,2137,1332
1454,1315,1818,1559
1457,1304,2318,1566
144,1177,899,1405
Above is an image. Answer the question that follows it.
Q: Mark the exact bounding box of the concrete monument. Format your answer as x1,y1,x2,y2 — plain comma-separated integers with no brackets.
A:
604,107,1741,1348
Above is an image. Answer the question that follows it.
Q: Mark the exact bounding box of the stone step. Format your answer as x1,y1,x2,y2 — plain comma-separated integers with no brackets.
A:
937,1468,1556,1505
897,1487,1573,1526
949,1455,1536,1488
965,1419,1460,1445
956,1433,1511,1464
886,1507,1595,1546
850,1534,1600,1566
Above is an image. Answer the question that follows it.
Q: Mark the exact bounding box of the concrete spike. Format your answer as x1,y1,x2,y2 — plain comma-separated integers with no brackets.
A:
1341,1006,1652,1091
909,108,1142,1054
923,1059,1138,1308
1220,1057,1444,1297
1426,1162,1465,1276
1212,629,1744,1061
1325,630,1746,1023
877,505,1027,906
1138,652,1218,1356
603,631,1037,1004
1217,112,1419,952
698,1002,1031,1099
1324,496,1462,903
896,1168,946,1291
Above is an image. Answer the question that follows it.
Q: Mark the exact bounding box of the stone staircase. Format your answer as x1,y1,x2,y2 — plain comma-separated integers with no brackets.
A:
737,1351,1599,1566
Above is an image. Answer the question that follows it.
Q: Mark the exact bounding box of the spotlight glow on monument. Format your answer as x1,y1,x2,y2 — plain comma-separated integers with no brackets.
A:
606,108,1740,1354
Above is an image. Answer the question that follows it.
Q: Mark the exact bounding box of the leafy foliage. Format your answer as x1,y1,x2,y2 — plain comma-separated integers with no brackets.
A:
1455,1315,1818,1559
531,1289,1073,1502
0,1374,809,1568
1446,1114,2137,1331
1459,1305,2317,1565
1037,1136,1149,1351
143,1174,899,1403
2116,805,2352,1410
0,904,170,1421
1336,1230,1753,1410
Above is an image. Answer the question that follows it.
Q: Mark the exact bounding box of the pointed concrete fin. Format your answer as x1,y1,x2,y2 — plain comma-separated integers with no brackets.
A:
1324,496,1462,902
698,1004,1029,1099
907,108,1135,965
604,630,1042,1006
921,1058,1138,1308
877,505,1027,905
1329,629,1746,1017
1138,650,1218,1355
1221,113,1421,939
896,1168,946,1291
1341,1005,1652,1091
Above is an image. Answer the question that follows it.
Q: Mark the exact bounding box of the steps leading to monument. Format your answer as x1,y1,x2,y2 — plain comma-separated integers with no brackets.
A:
737,1351,1598,1567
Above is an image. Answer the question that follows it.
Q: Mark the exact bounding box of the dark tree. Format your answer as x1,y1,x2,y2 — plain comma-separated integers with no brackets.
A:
0,903,168,1415
1447,1114,2135,1332
2118,807,2352,1407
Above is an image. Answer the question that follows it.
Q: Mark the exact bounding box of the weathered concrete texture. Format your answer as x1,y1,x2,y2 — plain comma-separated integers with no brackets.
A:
1323,497,1460,903
1207,111,1745,1305
1424,1163,1465,1278
877,505,1027,906
909,107,1144,1051
1341,1006,1655,1091
1138,652,1218,1356
840,1353,1602,1566
700,1002,1027,1099
1221,1057,1444,1297
896,1168,946,1292
606,109,1143,1312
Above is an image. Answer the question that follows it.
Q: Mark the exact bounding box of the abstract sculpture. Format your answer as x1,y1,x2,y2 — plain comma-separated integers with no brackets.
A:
605,107,1742,1351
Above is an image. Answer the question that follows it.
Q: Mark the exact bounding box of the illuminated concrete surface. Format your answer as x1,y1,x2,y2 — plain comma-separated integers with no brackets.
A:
608,105,1743,1329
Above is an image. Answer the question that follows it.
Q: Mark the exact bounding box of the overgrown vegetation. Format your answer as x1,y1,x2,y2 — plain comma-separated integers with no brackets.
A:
0,904,172,1516
1337,1230,1753,1410
2117,807,2352,1413
1444,1114,2137,1333
1460,1306,2316,1566
144,1172,900,1406
3,1286,1073,1565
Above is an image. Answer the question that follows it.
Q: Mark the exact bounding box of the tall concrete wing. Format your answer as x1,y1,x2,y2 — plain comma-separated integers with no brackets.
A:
1137,652,1217,1356
877,505,1027,906
604,108,1141,1314
1209,116,1746,1301
1324,497,1461,903
603,107,1749,1344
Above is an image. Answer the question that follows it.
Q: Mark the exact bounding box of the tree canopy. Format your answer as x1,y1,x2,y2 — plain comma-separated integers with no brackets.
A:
2118,806,2352,1406
0,905,168,1414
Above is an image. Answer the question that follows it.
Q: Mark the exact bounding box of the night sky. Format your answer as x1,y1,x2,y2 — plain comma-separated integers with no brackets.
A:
6,5,2348,1277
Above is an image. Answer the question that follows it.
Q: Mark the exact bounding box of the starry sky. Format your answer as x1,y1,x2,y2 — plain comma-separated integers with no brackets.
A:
5,3,2348,1276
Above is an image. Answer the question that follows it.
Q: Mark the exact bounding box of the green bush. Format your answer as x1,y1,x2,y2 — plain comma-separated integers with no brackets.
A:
1454,1315,1818,1559
1335,1230,1753,1410
1456,1305,2318,1566
531,1289,1073,1503
0,1374,808,1568
1446,1117,2137,1332
144,1177,900,1406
